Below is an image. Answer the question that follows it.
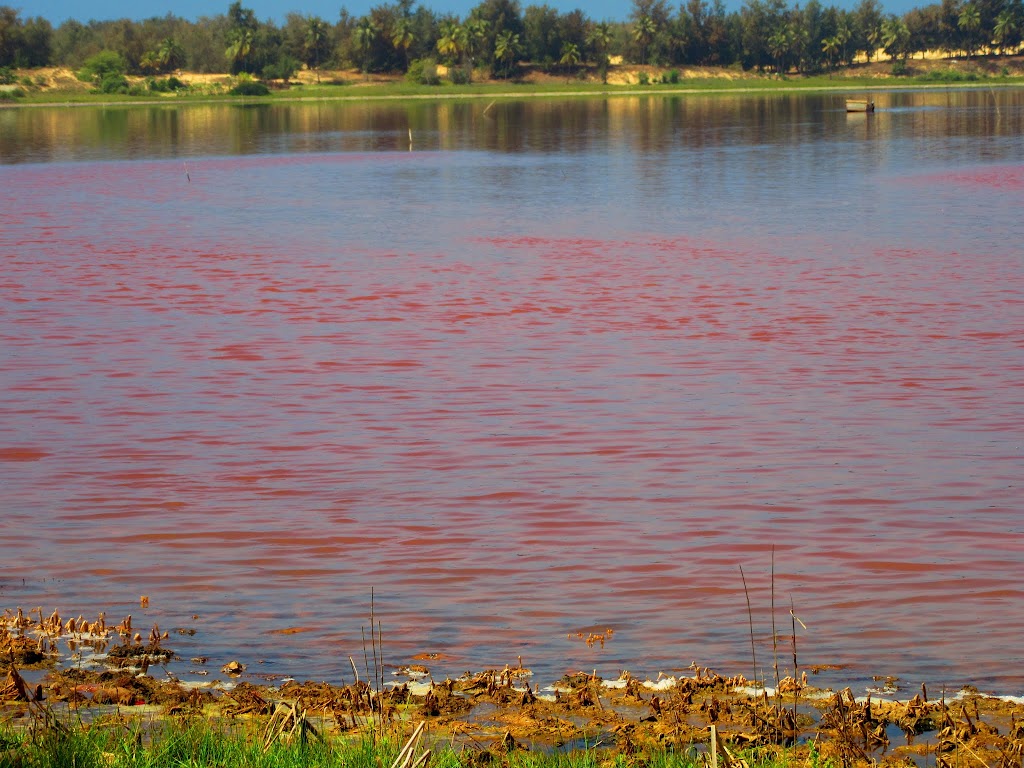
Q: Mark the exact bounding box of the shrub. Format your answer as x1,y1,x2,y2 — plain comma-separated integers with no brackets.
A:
920,68,979,82
148,75,187,92
891,59,909,76
406,58,440,85
261,56,299,83
77,50,127,85
0,66,15,84
448,66,470,84
0,87,26,101
228,80,270,96
98,73,129,93
638,71,650,85
664,69,680,84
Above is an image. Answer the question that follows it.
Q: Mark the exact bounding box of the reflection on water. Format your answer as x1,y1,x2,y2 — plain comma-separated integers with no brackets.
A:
1,90,1022,694
4,88,1024,163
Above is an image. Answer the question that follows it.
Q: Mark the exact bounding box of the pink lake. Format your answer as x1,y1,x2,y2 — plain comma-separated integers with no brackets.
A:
1,91,1022,694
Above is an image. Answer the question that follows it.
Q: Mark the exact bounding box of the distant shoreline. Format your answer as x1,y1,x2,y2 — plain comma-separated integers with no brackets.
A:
4,56,1024,109
5,80,1024,110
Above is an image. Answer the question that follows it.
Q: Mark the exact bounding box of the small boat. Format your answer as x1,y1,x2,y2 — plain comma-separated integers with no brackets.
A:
846,99,875,113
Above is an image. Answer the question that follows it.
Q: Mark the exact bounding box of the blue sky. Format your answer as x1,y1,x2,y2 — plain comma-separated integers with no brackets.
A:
26,0,921,27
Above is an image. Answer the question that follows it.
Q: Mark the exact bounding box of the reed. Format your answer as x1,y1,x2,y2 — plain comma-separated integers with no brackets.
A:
361,588,389,742
738,564,758,688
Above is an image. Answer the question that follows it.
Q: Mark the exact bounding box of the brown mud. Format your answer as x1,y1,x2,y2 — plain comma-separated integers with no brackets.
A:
5,606,1024,765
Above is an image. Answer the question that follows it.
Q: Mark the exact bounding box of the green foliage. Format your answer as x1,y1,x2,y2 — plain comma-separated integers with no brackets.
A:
303,16,332,75
261,54,299,81
920,68,980,81
808,738,837,768
664,68,680,83
0,85,24,99
638,70,650,84
890,58,908,75
147,75,187,92
98,71,129,92
354,16,381,73
225,27,255,74
141,37,186,74
228,78,270,95
77,49,126,84
0,65,14,84
0,8,53,68
5,0,1024,92
406,57,440,84
494,29,520,79
448,64,470,83
0,719,457,768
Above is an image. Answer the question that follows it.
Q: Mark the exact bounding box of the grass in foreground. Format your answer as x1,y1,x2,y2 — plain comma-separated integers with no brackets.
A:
0,716,735,768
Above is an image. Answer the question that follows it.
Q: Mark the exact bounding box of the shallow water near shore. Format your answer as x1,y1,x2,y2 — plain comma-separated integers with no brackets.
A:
1,89,1022,694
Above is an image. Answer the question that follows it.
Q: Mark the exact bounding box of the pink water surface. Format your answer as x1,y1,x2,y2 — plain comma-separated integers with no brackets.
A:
1,148,1022,694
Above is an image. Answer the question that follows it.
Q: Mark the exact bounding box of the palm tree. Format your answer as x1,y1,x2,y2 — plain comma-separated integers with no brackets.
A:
865,24,882,62
391,17,415,72
767,26,792,73
821,35,839,72
835,22,852,65
464,18,489,81
993,9,1018,55
157,37,185,73
559,41,581,80
225,27,254,74
958,3,981,57
881,16,909,61
494,30,520,79
353,17,379,78
304,17,329,82
436,21,467,67
587,21,614,82
633,14,656,65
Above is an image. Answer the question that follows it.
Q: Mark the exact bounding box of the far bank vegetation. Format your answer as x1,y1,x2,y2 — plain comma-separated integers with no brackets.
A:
2,0,1024,98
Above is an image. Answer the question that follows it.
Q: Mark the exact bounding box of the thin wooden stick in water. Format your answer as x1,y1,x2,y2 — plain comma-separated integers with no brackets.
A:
377,619,384,692
361,626,371,687
790,597,799,723
739,564,757,688
370,588,378,688
377,618,384,739
771,547,780,695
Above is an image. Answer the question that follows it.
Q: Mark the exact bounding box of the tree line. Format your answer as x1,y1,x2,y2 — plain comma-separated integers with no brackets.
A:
1,0,1023,83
